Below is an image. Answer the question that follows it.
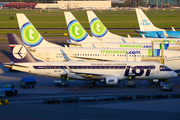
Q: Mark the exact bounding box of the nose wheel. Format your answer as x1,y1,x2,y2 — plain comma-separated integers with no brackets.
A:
89,81,96,88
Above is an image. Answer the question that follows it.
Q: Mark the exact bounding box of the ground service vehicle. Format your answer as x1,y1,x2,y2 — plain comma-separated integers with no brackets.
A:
2,83,18,96
43,99,61,104
54,78,69,87
162,82,174,91
20,77,36,88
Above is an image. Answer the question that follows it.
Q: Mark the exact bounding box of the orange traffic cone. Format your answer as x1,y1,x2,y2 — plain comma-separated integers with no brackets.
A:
121,82,124,88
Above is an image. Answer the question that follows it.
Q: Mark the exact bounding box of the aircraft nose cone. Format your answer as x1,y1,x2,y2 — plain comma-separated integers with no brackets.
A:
171,72,178,78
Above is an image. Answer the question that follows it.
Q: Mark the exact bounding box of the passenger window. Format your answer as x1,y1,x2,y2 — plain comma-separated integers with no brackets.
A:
106,66,109,69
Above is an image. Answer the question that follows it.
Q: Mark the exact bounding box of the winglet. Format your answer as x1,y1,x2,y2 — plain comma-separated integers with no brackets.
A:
97,41,104,48
65,64,73,73
127,34,135,43
142,34,146,38
162,29,170,38
64,45,76,58
172,27,176,31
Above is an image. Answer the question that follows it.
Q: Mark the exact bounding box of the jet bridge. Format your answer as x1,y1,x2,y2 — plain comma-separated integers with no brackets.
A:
141,41,164,64
167,42,180,51
141,41,173,87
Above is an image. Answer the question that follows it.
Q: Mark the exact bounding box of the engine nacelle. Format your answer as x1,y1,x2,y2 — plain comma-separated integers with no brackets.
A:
100,76,119,85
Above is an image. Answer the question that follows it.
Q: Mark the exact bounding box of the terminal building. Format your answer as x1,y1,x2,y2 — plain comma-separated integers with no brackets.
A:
35,0,111,9
142,0,179,6
1,2,37,9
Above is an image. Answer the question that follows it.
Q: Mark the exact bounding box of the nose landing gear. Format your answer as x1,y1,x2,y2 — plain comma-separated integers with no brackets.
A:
89,81,96,88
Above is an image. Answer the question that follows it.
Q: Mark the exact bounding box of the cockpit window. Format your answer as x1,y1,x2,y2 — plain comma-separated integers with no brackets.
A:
160,65,168,69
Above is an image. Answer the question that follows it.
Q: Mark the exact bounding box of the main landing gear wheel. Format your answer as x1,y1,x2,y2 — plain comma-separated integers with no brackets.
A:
89,81,96,88
89,82,94,88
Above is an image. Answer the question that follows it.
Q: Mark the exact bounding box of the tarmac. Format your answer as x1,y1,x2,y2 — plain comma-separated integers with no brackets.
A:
0,38,180,120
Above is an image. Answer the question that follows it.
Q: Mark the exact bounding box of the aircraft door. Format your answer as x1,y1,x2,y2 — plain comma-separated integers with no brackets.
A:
173,53,178,57
46,50,50,61
149,65,156,78
46,65,51,74
126,54,128,61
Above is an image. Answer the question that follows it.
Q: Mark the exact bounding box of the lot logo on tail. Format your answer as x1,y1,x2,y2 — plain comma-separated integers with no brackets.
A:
21,22,43,47
12,45,27,59
90,18,107,37
140,19,150,26
68,20,88,42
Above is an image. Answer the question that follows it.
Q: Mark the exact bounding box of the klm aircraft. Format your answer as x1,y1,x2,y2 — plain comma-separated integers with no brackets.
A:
4,33,178,88
136,8,180,38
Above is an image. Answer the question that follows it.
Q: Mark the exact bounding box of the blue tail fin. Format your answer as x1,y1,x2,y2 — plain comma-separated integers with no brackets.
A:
7,33,43,63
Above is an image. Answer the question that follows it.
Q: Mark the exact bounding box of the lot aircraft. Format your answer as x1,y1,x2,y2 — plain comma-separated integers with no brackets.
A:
136,8,180,38
4,33,178,88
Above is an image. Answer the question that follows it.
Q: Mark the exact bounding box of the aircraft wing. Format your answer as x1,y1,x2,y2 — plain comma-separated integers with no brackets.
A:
135,30,148,34
58,41,82,47
162,30,178,38
65,65,105,79
64,45,111,61
4,63,29,68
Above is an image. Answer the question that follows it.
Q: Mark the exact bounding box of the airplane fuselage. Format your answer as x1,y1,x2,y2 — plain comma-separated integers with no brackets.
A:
28,47,180,71
11,61,177,81
139,31,180,38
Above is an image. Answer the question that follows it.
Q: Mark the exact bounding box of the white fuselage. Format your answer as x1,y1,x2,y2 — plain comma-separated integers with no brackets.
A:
93,37,180,44
30,47,180,71
11,61,177,81
71,40,180,49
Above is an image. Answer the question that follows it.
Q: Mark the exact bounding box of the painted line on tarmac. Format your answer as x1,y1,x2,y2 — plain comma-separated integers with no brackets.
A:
10,101,43,104
27,93,112,99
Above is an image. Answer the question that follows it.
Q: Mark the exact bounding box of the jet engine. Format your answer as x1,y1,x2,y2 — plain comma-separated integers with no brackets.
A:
100,76,119,85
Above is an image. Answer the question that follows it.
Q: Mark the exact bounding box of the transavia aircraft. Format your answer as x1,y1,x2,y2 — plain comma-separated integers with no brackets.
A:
64,11,180,48
4,33,178,88
136,8,180,38
15,13,180,72
7,33,180,72
17,13,180,50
